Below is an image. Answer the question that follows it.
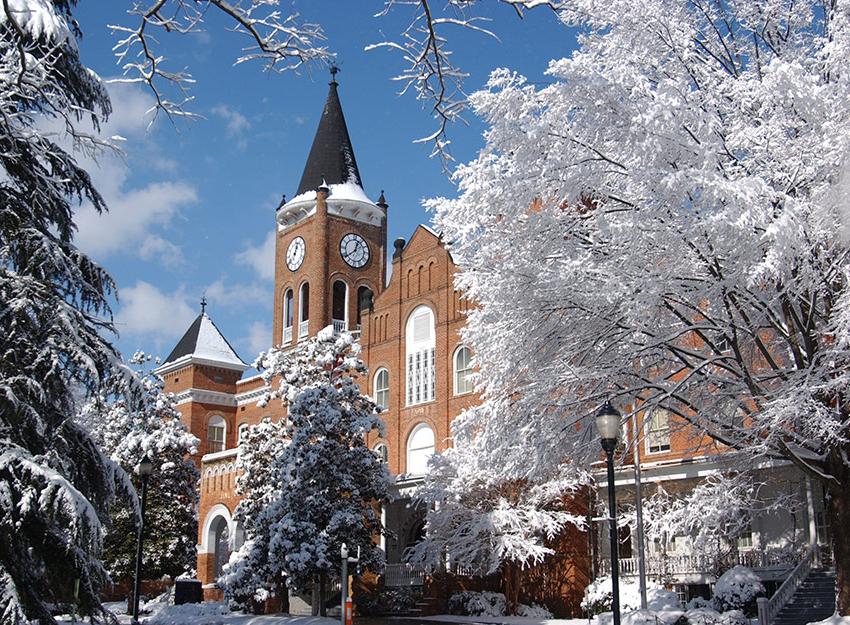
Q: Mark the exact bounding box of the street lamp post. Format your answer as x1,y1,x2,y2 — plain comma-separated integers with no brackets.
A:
132,454,154,625
596,402,622,625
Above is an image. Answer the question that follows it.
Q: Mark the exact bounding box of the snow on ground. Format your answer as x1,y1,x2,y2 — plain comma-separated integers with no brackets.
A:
143,601,338,625
806,616,850,625
408,615,588,625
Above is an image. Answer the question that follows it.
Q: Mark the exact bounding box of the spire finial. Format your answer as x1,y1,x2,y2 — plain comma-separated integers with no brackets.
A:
200,295,207,315
329,65,340,84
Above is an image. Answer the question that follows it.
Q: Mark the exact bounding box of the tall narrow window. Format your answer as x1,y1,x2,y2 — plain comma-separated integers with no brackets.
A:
406,424,435,475
207,415,226,453
454,345,473,395
332,280,348,332
646,409,671,453
237,423,249,444
374,443,388,464
299,282,310,338
737,526,753,550
211,516,230,578
283,289,294,343
357,286,373,328
374,368,389,410
405,306,436,405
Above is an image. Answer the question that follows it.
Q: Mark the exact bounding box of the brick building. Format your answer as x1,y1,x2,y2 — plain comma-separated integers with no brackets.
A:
155,76,830,614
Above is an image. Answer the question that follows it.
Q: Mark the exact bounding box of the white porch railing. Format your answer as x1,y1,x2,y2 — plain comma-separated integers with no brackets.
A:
757,544,816,625
332,319,347,334
299,320,309,339
283,326,293,343
600,550,799,578
385,563,426,587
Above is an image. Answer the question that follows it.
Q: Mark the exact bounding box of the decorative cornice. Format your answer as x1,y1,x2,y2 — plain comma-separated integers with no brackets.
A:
155,354,248,376
173,388,237,407
236,384,271,405
202,448,239,464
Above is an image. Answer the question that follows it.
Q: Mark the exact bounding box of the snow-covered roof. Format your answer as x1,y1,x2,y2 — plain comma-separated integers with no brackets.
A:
157,313,248,373
277,181,385,230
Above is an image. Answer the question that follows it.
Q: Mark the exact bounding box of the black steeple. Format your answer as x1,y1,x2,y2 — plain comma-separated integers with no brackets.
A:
295,70,363,196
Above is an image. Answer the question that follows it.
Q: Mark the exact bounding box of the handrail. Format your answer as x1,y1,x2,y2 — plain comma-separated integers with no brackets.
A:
757,543,816,625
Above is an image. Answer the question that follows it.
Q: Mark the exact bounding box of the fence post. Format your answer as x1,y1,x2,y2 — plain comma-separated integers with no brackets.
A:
757,597,769,625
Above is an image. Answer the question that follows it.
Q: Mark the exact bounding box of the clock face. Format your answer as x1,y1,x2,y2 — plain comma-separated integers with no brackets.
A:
286,237,305,271
340,233,370,268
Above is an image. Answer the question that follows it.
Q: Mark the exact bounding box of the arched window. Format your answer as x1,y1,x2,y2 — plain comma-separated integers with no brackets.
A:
210,516,230,578
454,345,473,395
407,424,435,475
405,306,436,405
357,285,373,328
373,442,388,464
283,288,294,343
299,282,310,338
374,368,389,411
332,280,348,332
207,415,226,453
237,423,249,444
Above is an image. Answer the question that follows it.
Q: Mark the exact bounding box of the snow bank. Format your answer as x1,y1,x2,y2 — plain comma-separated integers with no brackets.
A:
713,565,765,612
806,615,850,625
582,576,679,614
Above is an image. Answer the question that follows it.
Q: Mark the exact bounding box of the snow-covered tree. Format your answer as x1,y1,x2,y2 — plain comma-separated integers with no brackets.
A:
430,0,850,613
638,474,793,575
79,353,199,583
224,328,390,610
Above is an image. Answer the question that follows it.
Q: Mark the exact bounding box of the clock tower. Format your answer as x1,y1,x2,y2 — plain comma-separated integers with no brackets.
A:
272,73,387,346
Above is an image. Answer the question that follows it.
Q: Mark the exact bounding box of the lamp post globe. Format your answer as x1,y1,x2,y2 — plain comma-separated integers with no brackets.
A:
596,401,622,625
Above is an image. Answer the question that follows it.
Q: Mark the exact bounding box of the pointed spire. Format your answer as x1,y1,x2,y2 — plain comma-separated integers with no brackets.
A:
295,73,363,197
377,189,388,209
161,311,247,370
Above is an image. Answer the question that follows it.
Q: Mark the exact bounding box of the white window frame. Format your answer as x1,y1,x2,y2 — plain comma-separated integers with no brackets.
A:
405,306,436,406
453,345,473,395
237,423,249,444
283,288,294,343
406,423,435,475
332,280,349,332
374,368,389,411
299,282,310,338
373,442,388,463
737,526,754,550
645,409,671,454
207,415,227,453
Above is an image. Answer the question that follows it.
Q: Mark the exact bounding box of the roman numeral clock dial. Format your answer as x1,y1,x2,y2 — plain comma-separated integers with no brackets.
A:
340,233,370,269
286,236,305,271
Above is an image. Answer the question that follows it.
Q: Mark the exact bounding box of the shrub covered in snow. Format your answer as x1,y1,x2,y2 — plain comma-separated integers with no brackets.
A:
713,566,765,613
685,608,748,625
516,602,554,618
582,576,680,614
354,587,419,615
448,591,508,617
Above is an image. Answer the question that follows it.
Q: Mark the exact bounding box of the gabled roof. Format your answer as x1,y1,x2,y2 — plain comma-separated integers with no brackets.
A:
295,77,363,196
161,313,247,371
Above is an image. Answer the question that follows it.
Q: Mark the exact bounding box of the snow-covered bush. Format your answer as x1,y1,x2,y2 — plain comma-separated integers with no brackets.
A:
685,597,715,611
685,608,748,625
354,588,419,615
713,566,765,613
582,577,680,614
516,602,554,618
448,591,507,617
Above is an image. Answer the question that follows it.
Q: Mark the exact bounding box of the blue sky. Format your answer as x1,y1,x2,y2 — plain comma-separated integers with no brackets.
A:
70,2,578,365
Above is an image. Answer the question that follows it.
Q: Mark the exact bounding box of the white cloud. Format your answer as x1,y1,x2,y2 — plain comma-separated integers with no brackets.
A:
117,281,196,342
235,230,276,281
67,82,198,266
242,321,272,359
139,235,185,267
205,276,272,309
211,104,251,149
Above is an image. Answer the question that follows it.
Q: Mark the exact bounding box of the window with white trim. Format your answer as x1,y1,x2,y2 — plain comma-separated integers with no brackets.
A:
283,288,294,342
237,423,249,444
737,527,753,550
406,423,435,475
374,368,389,411
374,442,388,463
208,415,226,453
646,409,671,453
454,345,473,395
405,306,436,405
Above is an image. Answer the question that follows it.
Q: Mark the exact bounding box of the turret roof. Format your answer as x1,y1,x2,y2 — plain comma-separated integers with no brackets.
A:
295,76,363,197
162,312,247,370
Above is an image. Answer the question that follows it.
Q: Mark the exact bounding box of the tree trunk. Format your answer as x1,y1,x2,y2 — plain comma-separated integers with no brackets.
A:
827,454,850,616
502,561,520,615
319,571,327,616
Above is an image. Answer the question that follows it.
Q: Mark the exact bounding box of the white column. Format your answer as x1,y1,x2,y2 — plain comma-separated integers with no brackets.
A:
380,504,387,552
806,476,820,566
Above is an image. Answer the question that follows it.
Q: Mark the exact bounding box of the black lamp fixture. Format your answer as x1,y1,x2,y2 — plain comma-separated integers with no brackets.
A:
595,401,622,625
131,454,154,625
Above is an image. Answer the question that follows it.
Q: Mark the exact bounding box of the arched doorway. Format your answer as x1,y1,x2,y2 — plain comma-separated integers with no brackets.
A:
210,516,230,579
